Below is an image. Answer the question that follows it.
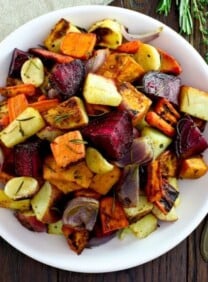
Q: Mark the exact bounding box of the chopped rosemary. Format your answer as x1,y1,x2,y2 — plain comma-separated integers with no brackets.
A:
69,139,88,145
156,0,208,62
16,116,35,122
54,113,71,123
15,181,24,195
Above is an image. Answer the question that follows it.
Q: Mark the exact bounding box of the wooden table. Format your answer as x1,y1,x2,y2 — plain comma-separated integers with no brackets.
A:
0,1,208,281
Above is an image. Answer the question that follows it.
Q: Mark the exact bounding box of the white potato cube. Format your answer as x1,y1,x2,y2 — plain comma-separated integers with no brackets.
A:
83,73,122,106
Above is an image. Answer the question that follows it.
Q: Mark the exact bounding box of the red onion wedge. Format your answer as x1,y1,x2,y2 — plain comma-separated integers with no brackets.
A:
121,25,163,42
62,197,99,231
116,164,139,208
115,136,153,168
175,115,208,158
85,49,110,73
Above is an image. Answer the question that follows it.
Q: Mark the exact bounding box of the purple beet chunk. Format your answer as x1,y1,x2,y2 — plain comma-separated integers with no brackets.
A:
8,48,31,78
175,115,208,158
142,71,181,104
14,139,43,177
81,110,133,160
49,59,85,99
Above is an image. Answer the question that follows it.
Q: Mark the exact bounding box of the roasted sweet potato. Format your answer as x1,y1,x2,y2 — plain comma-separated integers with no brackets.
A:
100,197,129,234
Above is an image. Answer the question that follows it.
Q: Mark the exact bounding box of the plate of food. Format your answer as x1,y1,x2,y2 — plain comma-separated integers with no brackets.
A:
0,5,207,273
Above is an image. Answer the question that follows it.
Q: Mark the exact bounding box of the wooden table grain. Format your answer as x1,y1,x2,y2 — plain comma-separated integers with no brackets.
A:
0,1,208,281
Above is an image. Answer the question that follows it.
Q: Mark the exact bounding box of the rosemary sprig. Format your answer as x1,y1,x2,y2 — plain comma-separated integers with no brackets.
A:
156,0,208,62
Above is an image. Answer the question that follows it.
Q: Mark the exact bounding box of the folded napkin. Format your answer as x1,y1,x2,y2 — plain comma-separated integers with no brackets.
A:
0,0,113,42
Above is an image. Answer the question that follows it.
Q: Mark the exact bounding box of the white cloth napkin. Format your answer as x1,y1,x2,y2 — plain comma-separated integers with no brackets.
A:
0,0,113,42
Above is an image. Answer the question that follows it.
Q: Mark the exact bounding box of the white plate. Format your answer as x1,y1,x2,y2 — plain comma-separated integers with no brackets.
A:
0,5,208,273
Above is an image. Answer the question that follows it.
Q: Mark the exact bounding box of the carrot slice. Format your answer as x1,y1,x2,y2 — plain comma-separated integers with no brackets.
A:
60,32,97,59
30,99,59,113
29,48,74,64
0,84,36,98
0,114,10,128
145,111,176,137
116,40,142,54
8,94,28,122
100,197,129,234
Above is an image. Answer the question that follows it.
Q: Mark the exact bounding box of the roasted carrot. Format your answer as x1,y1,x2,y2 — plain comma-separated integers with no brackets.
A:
157,47,182,75
0,84,36,98
100,197,129,234
0,114,10,127
37,94,47,102
8,94,29,122
60,32,97,59
30,99,59,112
154,98,180,125
145,111,176,137
29,48,74,64
116,40,142,54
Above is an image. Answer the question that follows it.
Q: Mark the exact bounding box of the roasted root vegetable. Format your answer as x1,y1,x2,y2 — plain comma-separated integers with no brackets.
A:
62,225,89,255
142,71,181,105
88,18,122,49
8,94,28,122
0,189,30,210
141,126,172,159
50,130,86,168
14,138,44,177
83,73,122,106
100,197,129,234
44,96,88,130
0,84,36,98
134,43,161,71
179,86,208,121
86,147,114,174
21,57,44,87
15,210,47,232
157,48,182,75
179,156,208,179
96,53,145,83
118,82,152,126
49,59,85,99
124,196,153,223
43,156,93,192
44,18,81,53
0,107,45,148
29,48,74,64
4,176,39,200
60,32,96,59
8,48,31,79
81,110,133,160
129,213,158,238
89,166,121,195
31,181,63,224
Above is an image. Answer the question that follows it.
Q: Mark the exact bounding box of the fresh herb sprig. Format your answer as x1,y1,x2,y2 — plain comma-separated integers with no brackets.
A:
156,0,208,62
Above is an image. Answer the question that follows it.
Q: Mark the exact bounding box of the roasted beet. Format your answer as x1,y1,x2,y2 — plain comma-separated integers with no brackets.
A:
81,110,133,160
142,71,181,104
49,59,85,100
14,138,45,177
8,48,31,78
175,115,208,158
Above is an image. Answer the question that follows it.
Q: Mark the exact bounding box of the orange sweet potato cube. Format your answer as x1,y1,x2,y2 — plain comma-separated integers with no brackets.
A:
179,156,208,179
50,130,85,168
